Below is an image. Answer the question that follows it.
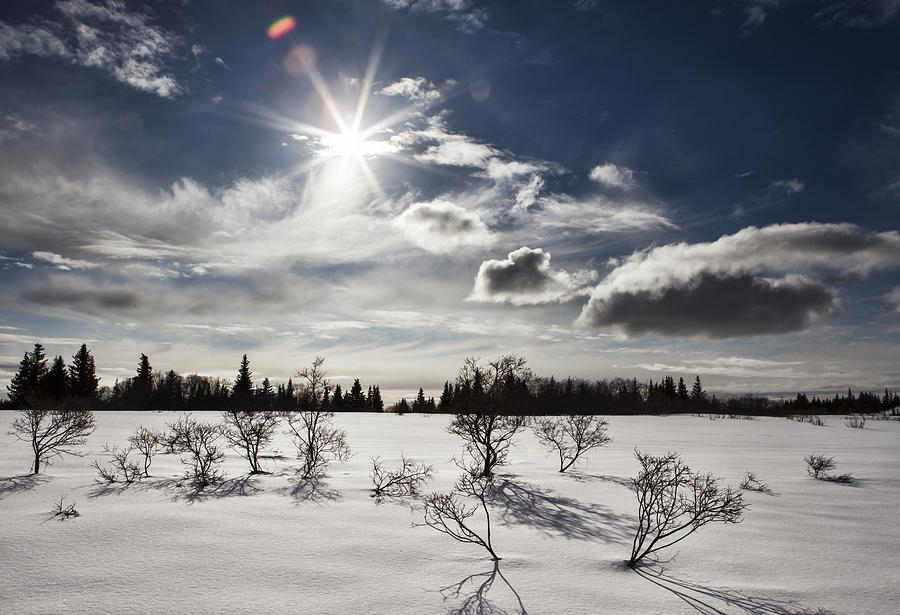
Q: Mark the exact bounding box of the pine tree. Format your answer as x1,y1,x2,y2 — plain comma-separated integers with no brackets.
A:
7,352,34,407
348,378,364,410
332,384,344,410
68,343,99,399
413,387,427,412
27,343,48,394
232,354,253,402
370,385,384,412
677,377,688,400
137,353,152,384
439,381,453,411
691,375,705,401
43,355,68,400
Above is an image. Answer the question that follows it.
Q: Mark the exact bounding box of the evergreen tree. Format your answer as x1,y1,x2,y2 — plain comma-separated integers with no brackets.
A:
43,355,69,400
348,378,364,410
232,354,253,402
68,343,99,399
690,375,705,401
6,352,33,407
370,385,384,412
332,383,344,410
677,377,688,400
137,353,152,384
413,387,427,412
439,381,453,411
27,343,48,394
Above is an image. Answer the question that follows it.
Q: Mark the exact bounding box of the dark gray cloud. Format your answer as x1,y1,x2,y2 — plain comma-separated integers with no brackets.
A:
580,272,839,338
469,247,596,305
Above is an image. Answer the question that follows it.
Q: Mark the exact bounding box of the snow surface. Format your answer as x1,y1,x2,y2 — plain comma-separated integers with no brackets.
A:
1,411,898,614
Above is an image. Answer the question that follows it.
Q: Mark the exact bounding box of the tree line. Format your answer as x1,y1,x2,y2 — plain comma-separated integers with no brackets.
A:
3,342,898,415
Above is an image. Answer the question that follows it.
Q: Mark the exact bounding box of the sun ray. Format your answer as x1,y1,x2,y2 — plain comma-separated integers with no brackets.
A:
351,25,389,136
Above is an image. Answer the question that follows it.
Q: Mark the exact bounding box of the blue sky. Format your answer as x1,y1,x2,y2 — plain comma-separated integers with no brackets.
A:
1,0,899,400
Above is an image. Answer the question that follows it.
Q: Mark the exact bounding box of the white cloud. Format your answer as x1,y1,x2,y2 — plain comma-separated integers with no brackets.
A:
578,222,900,337
530,194,676,234
770,178,805,194
379,76,445,106
885,286,900,313
513,175,544,213
380,0,488,31
0,0,186,98
31,251,97,270
394,199,494,253
469,247,596,305
589,163,635,189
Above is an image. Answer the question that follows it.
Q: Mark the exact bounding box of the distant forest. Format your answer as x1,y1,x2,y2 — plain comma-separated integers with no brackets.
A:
3,342,899,416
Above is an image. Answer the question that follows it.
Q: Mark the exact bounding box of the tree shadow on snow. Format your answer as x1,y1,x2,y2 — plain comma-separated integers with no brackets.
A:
440,561,527,615
488,477,632,543
276,476,342,504
0,474,48,500
567,471,633,489
635,566,836,615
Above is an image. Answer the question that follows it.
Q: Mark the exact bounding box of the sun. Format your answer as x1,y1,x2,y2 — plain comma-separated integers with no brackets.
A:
321,129,375,159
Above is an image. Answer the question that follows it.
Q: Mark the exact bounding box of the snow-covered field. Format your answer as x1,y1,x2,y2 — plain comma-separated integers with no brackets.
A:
1,411,898,614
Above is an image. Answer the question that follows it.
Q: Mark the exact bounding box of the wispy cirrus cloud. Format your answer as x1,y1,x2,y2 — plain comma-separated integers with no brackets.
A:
0,0,186,98
380,0,489,31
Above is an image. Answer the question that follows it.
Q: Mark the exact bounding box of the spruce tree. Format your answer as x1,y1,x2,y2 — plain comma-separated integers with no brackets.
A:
68,343,99,399
691,375,705,401
332,384,344,410
348,378,364,410
677,377,688,400
43,355,68,400
439,381,453,411
413,387,427,412
232,354,253,402
370,385,384,412
7,352,34,407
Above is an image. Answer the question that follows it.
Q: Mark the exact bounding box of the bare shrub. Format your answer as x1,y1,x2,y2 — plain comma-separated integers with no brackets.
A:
419,462,500,560
845,415,866,429
448,413,527,479
533,415,611,472
739,470,773,494
285,411,351,479
167,414,225,488
51,494,79,520
9,409,95,474
285,357,351,479
91,444,142,484
628,450,747,569
804,454,853,482
790,415,825,426
370,454,434,498
128,426,163,477
221,410,281,474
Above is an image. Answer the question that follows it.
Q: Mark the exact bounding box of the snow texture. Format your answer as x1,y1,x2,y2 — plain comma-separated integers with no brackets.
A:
1,411,898,614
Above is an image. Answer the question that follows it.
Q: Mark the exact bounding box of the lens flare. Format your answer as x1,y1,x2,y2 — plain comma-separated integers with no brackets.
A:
268,16,296,40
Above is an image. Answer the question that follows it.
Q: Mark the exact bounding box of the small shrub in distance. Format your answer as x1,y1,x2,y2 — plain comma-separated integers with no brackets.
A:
804,454,853,483
845,415,866,429
739,470,773,494
51,494,79,520
91,444,142,484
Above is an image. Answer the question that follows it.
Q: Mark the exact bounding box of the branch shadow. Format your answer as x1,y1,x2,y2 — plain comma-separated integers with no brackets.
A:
440,561,528,615
635,567,836,615
276,476,342,504
488,477,632,543
0,474,48,500
567,471,633,489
